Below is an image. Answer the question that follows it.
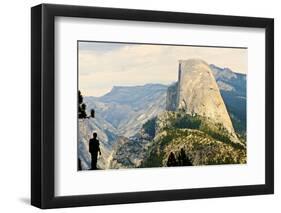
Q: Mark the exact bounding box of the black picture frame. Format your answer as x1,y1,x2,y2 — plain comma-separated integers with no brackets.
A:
31,3,274,209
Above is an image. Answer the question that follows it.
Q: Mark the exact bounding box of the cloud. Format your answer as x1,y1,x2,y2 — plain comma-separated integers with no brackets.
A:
79,42,247,96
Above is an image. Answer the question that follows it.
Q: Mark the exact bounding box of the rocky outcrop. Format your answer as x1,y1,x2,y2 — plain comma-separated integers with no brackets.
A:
141,111,246,167
78,119,115,170
167,59,240,144
109,131,152,169
166,82,178,111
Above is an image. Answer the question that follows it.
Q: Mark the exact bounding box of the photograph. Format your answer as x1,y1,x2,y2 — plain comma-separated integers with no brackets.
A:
77,41,247,171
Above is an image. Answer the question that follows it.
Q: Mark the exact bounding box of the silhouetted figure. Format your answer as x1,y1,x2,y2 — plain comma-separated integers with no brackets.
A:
178,148,192,166
89,132,101,170
167,152,178,167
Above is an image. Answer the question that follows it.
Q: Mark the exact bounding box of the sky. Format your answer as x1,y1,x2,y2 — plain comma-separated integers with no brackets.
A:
79,41,247,97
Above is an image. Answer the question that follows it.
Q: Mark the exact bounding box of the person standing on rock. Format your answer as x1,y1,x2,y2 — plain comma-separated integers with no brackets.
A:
89,132,101,170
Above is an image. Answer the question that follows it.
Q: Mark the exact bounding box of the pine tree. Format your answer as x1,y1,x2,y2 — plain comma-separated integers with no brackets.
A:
78,90,95,119
177,148,192,166
78,90,88,119
167,152,178,167
78,90,83,105
90,109,95,118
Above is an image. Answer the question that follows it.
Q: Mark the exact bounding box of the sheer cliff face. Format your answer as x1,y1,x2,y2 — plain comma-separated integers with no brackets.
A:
176,59,238,141
166,82,178,111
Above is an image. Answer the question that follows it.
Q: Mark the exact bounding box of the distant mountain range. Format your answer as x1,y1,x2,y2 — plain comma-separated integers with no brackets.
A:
85,83,167,137
78,62,247,169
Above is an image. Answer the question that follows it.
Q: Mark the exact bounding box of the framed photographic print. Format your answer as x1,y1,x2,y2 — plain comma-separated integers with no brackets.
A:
31,4,274,209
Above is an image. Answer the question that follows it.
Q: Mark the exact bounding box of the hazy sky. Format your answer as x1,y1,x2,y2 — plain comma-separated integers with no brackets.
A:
79,42,247,97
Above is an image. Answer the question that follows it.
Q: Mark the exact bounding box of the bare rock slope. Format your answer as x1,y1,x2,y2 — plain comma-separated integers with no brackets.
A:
176,59,240,144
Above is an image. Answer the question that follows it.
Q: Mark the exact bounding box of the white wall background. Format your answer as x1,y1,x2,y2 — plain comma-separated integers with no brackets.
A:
0,0,279,212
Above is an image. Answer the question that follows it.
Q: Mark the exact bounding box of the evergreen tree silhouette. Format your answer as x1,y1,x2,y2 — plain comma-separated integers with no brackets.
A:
167,152,178,167
78,90,97,171
78,90,87,118
78,90,83,104
90,109,95,118
81,103,87,118
78,90,95,119
177,148,192,166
